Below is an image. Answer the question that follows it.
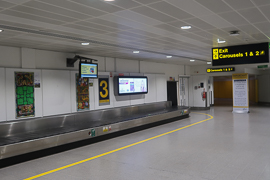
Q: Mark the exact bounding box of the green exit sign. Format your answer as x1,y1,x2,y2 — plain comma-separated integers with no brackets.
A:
258,65,268,68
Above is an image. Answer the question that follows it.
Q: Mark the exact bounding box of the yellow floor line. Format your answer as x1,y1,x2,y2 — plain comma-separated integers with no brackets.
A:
24,112,213,180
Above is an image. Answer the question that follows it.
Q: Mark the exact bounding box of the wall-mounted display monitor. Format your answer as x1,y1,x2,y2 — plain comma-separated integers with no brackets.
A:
115,76,148,96
79,62,98,78
212,42,269,66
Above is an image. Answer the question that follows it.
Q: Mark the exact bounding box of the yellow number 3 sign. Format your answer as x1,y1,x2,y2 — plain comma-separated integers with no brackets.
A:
100,80,108,98
99,77,110,105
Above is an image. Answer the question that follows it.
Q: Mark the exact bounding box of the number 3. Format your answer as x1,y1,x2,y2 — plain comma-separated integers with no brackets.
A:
100,80,108,98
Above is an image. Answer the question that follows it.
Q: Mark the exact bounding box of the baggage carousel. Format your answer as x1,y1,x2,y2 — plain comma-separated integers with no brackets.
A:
0,101,189,159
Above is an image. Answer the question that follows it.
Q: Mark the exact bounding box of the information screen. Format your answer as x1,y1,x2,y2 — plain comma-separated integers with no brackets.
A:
118,76,148,95
80,62,98,78
212,42,269,66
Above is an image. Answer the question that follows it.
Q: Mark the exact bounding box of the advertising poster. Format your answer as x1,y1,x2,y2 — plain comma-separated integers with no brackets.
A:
99,76,110,106
232,73,249,113
15,72,35,118
76,74,89,111
118,77,147,95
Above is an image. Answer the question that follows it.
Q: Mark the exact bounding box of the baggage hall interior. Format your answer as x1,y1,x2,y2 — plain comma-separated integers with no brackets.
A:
1,0,270,179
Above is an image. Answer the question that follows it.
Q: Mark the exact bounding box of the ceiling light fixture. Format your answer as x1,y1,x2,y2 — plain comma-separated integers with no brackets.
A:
133,51,140,53
217,38,226,43
0,29,3,32
166,56,172,58
81,42,89,45
230,30,240,36
207,62,212,64
190,59,195,62
181,26,191,30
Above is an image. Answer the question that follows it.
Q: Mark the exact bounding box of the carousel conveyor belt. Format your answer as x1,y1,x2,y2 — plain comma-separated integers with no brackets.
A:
0,101,190,159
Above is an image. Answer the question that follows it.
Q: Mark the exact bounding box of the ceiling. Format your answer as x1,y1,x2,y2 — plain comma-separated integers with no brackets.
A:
0,0,270,65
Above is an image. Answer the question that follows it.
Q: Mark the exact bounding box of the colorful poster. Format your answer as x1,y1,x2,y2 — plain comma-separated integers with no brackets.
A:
15,72,35,118
76,74,89,111
99,76,110,106
232,73,249,113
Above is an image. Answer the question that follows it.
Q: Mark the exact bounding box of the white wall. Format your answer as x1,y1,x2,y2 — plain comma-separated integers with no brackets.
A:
0,68,6,122
189,75,209,108
0,45,184,121
258,75,270,103
5,68,43,121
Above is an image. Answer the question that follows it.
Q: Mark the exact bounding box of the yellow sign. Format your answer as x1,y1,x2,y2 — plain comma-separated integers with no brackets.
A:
206,67,235,73
232,73,248,80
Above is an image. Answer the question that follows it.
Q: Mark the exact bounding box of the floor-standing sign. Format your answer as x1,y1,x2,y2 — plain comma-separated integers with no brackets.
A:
99,75,110,106
232,73,249,113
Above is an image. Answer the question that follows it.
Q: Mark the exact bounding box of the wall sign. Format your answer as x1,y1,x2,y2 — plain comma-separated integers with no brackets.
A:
15,72,35,118
99,76,110,106
212,42,269,66
76,74,89,111
207,67,235,73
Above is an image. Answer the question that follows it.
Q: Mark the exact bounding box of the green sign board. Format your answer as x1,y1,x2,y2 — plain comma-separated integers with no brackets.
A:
258,65,268,69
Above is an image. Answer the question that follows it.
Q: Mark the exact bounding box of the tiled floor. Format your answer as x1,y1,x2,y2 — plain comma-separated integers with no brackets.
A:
1,106,270,180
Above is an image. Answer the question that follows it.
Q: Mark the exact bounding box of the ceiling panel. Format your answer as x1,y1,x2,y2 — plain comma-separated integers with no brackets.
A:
149,1,194,20
194,0,233,14
0,1,16,8
251,0,270,6
38,0,106,17
131,6,177,22
223,0,255,10
70,0,123,13
87,18,135,31
113,10,162,26
0,10,65,25
23,1,92,19
10,6,78,22
238,7,268,23
104,0,141,9
218,11,250,26
133,0,162,5
0,0,269,65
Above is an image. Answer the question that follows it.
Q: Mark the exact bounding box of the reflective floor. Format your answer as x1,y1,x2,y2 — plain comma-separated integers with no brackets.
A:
1,106,270,180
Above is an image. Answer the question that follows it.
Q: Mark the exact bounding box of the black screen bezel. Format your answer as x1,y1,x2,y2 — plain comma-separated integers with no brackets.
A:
79,61,98,79
117,76,148,96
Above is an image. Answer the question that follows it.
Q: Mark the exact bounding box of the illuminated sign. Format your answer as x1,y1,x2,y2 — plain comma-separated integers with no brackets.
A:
207,67,235,73
212,42,269,66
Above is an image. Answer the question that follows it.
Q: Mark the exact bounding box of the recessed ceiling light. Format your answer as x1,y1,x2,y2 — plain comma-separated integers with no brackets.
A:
166,56,172,58
207,62,212,64
190,59,195,62
181,26,191,30
81,42,89,45
230,30,240,36
217,38,226,43
0,29,3,32
133,51,140,53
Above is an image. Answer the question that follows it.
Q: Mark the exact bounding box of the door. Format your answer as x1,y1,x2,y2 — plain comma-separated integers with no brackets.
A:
179,77,189,107
167,81,178,106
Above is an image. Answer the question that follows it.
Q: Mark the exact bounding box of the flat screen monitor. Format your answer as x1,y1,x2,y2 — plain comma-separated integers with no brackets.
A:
79,62,98,78
117,76,148,96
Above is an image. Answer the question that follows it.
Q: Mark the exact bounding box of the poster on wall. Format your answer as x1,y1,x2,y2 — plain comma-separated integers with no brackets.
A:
15,72,35,118
99,76,110,106
232,73,249,113
76,74,89,111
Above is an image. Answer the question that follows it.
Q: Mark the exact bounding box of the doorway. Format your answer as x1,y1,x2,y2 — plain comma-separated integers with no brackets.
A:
213,75,257,106
179,77,189,107
167,81,178,106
